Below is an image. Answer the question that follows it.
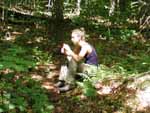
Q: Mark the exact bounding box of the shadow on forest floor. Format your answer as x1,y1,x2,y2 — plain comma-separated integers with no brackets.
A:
0,18,150,113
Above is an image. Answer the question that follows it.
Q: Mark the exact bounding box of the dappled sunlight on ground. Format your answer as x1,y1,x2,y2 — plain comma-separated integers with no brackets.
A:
0,15,150,112
30,63,59,89
30,73,44,81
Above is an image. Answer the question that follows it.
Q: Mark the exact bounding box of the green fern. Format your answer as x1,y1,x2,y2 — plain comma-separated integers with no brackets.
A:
0,45,35,72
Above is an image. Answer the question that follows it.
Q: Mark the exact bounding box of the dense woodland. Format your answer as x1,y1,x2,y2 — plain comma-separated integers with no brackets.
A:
0,0,150,113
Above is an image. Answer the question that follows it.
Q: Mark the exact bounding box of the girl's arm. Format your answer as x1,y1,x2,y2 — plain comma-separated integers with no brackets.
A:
63,44,88,62
73,46,80,54
70,46,87,62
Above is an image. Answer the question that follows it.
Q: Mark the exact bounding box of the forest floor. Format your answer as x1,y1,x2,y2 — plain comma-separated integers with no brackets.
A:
0,18,150,112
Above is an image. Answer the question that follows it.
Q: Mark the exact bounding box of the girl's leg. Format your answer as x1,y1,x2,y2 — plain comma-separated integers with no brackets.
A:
79,63,98,77
58,65,68,82
66,57,77,84
57,58,77,92
58,57,77,85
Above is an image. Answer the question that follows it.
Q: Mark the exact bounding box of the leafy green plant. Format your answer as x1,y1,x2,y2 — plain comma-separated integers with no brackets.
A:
0,45,35,72
120,29,136,42
116,53,150,74
33,47,52,65
0,44,54,112
0,73,54,113
77,64,122,97
81,0,109,17
102,28,136,41
77,80,97,97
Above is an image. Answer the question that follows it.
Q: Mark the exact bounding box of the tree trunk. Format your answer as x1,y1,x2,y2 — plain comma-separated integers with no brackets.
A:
1,1,4,21
48,0,64,41
2,5,4,21
119,0,129,13
52,0,64,22
76,0,81,15
109,0,116,16
46,0,53,11
119,0,125,12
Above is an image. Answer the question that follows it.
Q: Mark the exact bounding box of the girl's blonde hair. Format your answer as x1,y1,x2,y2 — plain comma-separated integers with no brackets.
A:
72,28,85,40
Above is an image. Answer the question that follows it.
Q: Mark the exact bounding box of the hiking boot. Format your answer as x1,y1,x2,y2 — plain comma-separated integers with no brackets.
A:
58,84,75,92
54,80,65,87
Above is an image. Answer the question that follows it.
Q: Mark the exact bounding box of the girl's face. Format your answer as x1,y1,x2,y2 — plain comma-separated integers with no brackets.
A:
71,33,81,45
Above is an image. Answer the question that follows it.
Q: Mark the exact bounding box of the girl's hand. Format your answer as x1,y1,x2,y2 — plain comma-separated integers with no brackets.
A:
61,43,69,54
65,49,72,56
63,44,71,51
61,47,65,54
61,43,72,56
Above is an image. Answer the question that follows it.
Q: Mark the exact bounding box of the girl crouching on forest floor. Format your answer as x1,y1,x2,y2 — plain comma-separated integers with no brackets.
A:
55,28,99,92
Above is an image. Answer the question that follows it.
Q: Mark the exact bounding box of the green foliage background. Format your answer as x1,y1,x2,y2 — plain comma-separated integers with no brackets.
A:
0,0,149,112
